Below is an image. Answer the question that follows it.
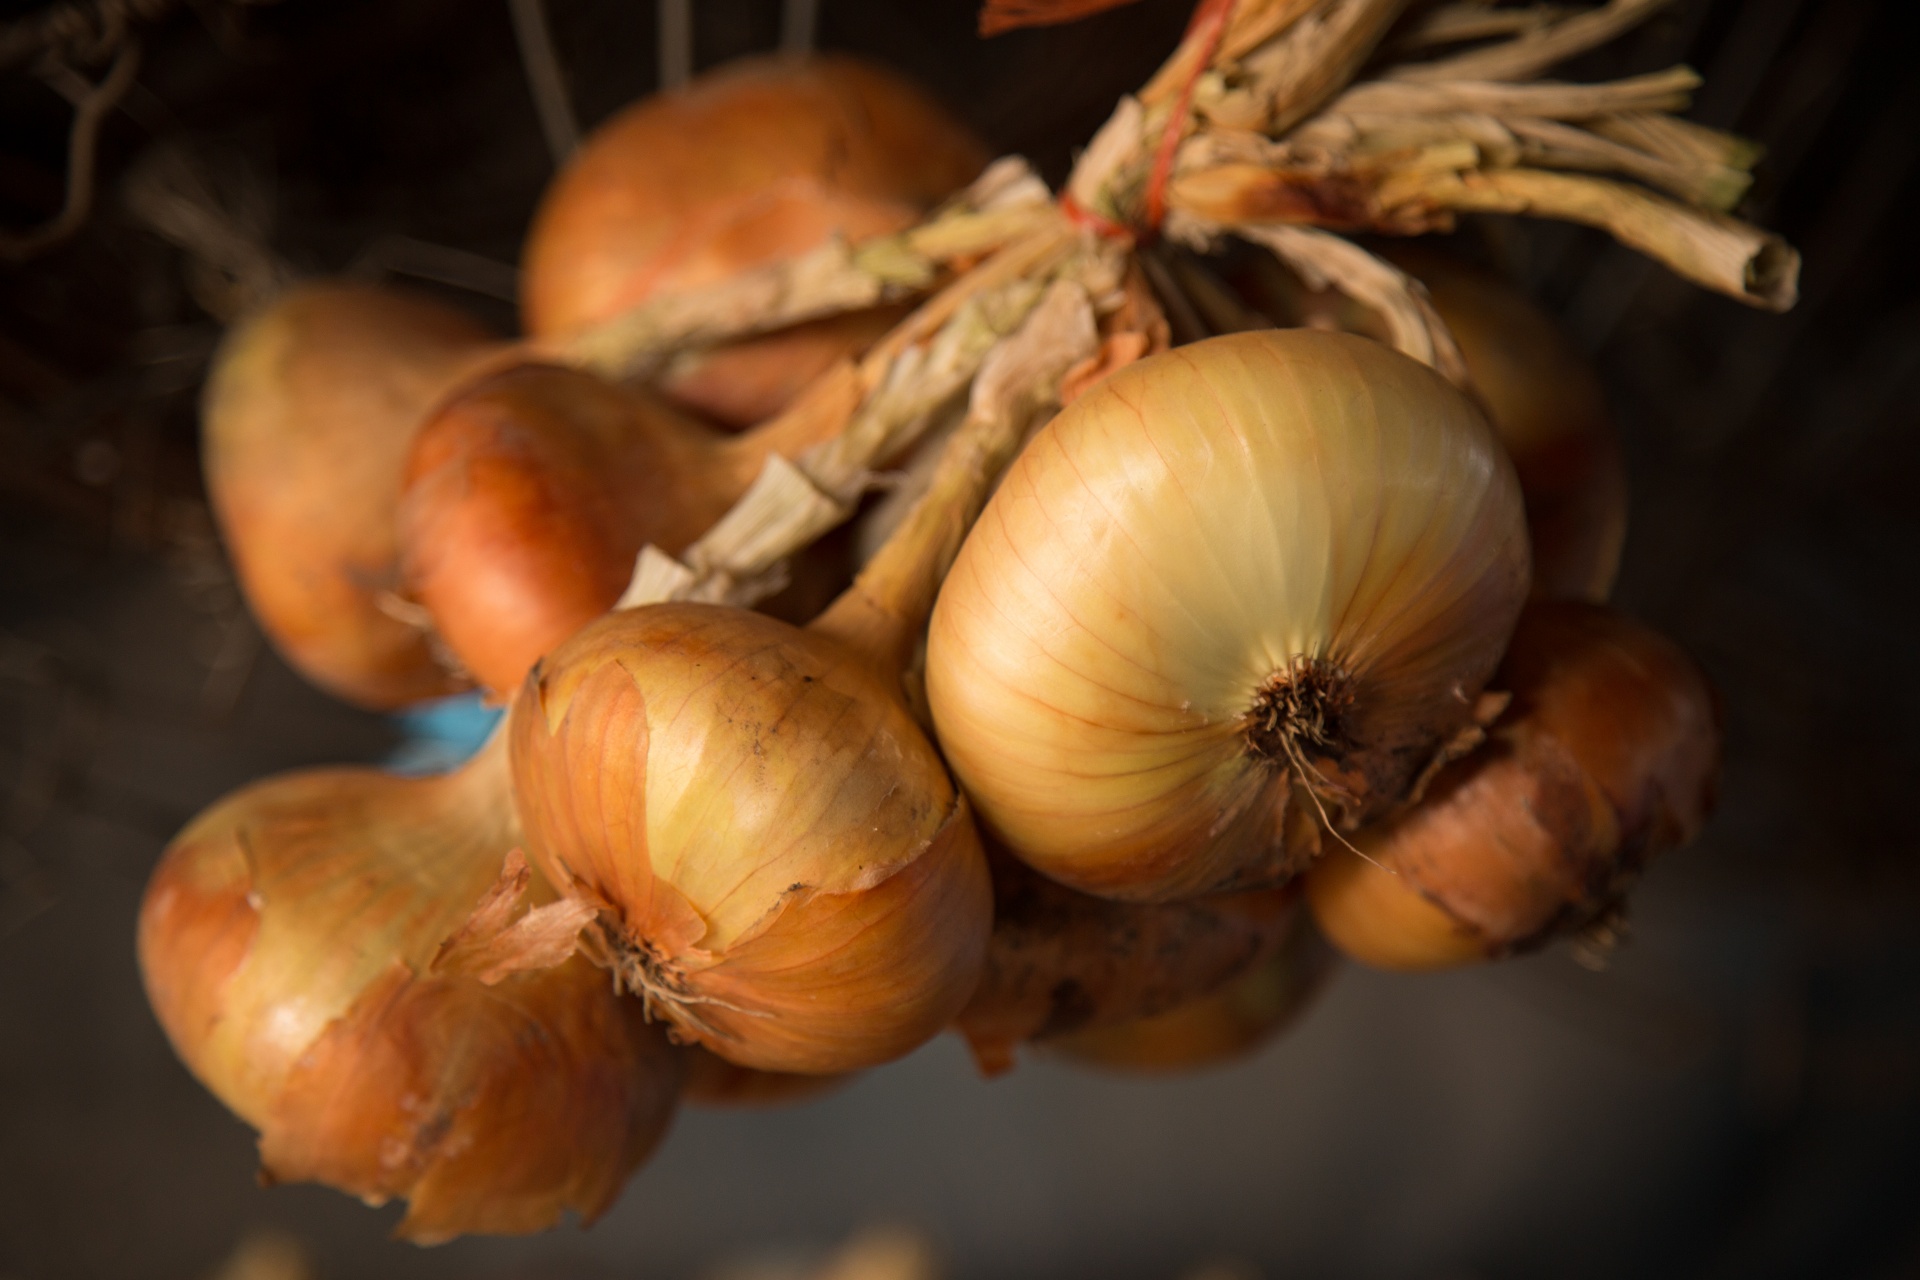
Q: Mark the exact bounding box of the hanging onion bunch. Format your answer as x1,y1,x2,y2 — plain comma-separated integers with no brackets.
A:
523,54,988,427
131,0,1803,1242
928,328,1530,902
1306,600,1720,969
137,738,680,1240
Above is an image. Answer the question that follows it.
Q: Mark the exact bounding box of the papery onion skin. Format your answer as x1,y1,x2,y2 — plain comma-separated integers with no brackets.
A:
521,55,986,426
136,742,680,1240
926,329,1530,903
203,282,499,707
957,852,1299,1075
1050,902,1334,1074
510,603,993,1075
1238,249,1627,603
1390,249,1628,603
1305,601,1720,970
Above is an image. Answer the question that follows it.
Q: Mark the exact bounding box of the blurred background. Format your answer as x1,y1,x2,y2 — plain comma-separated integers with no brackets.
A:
2,0,1917,1276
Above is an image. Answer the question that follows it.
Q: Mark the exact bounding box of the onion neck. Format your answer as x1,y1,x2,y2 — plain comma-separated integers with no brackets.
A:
809,382,1031,675
710,359,866,492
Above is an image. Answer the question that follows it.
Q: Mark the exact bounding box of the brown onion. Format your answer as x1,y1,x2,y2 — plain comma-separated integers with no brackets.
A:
202,281,502,707
957,852,1300,1075
521,55,986,426
137,737,679,1240
507,601,988,1075
1305,601,1720,970
398,359,854,698
1050,902,1333,1074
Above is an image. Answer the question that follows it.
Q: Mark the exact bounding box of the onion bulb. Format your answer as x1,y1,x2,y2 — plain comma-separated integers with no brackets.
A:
202,282,502,707
136,736,679,1240
957,852,1299,1075
1050,902,1333,1074
521,55,987,427
1305,601,1720,970
927,330,1530,902
503,285,1098,1074
398,360,849,698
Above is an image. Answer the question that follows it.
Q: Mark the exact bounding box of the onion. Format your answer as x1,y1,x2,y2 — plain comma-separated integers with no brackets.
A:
136,736,679,1240
926,329,1530,902
202,282,502,707
508,597,990,1075
521,54,987,426
957,852,1300,1075
1305,601,1720,969
1049,902,1332,1074
504,284,1098,1074
397,360,851,697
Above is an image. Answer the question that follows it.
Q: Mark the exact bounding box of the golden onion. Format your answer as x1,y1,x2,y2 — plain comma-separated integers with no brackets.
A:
926,329,1530,902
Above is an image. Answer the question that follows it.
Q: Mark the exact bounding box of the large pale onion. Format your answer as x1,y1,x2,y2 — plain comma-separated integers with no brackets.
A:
926,330,1530,902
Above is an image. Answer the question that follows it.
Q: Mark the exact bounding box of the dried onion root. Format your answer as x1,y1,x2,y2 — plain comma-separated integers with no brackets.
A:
1305,600,1720,969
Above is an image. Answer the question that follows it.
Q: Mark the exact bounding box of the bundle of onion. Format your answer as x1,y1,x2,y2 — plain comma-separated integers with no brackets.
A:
507,284,1098,1075
203,282,506,707
522,55,987,427
136,736,680,1240
1305,601,1720,970
1050,900,1333,1074
1241,248,1627,603
927,329,1531,903
957,852,1300,1075
397,360,854,698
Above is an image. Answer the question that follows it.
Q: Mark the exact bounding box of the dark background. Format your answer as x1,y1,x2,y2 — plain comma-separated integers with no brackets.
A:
3,1,1917,1277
